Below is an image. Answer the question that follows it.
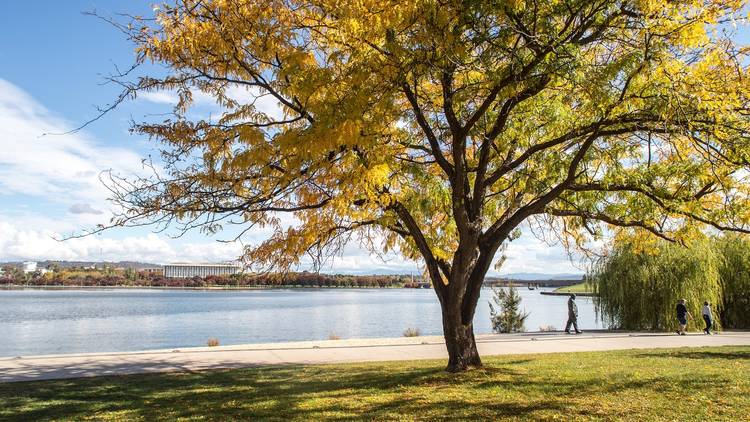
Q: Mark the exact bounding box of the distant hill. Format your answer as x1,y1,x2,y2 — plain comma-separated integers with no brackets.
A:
0,260,161,270
484,272,584,288
497,272,584,281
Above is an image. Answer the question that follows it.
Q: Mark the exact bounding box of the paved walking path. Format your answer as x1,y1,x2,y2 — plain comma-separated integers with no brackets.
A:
2,331,749,383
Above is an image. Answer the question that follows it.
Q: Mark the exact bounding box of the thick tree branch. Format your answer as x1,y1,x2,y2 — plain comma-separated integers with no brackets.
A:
567,182,750,234
401,82,454,178
547,208,676,242
483,132,598,245
391,202,451,299
473,74,552,212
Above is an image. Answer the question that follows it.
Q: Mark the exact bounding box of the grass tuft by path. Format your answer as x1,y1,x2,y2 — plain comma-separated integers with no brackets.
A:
1,346,748,421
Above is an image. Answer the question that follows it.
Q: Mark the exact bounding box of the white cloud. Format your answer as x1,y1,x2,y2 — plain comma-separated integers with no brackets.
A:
224,85,285,120
0,220,238,264
138,90,179,104
500,232,585,275
68,203,104,215
138,84,285,121
0,79,145,212
0,220,408,270
304,241,421,275
295,230,584,276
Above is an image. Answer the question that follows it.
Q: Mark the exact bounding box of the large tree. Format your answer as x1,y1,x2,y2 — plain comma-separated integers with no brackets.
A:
101,0,750,371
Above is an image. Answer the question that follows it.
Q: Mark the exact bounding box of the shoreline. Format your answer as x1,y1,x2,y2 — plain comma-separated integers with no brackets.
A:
0,285,571,292
0,284,423,291
4,328,735,361
540,291,596,297
0,329,718,361
2,331,748,383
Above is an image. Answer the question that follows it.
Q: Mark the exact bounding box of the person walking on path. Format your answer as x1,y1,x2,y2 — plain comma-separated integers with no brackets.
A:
702,301,714,335
676,299,692,335
565,294,582,334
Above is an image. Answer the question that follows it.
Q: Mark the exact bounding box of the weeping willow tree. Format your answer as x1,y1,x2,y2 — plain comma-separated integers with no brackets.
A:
715,235,750,328
592,239,722,331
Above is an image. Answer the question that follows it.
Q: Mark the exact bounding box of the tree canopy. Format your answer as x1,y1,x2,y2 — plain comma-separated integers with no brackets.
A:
101,0,750,370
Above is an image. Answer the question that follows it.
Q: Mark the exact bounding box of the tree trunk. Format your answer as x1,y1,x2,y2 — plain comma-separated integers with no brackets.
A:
442,301,482,372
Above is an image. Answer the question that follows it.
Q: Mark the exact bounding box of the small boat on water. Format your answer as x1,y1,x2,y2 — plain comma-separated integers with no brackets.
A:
528,284,536,290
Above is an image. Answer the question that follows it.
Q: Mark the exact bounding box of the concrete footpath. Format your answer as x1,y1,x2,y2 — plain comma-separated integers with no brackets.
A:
2,331,749,383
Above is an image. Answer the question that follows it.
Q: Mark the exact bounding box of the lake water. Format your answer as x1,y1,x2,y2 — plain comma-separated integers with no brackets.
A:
0,288,601,357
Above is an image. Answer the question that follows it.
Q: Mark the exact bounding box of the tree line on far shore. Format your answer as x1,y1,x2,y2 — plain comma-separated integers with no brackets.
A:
0,269,426,289
592,234,750,331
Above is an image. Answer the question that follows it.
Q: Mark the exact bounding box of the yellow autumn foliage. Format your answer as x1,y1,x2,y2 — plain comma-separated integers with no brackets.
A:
105,0,749,330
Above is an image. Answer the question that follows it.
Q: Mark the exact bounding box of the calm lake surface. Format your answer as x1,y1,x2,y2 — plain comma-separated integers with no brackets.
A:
0,288,602,357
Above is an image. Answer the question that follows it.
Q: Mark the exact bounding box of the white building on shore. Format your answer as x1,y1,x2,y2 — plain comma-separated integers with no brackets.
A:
22,261,38,273
163,263,242,278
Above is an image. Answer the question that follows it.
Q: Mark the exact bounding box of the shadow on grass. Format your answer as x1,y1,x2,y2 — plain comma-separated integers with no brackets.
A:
1,349,748,421
636,350,750,361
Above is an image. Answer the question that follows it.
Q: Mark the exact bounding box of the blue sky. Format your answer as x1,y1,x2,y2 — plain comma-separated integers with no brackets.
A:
4,2,745,275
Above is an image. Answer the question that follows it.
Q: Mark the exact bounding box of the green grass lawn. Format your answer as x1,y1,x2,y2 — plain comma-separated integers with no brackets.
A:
1,346,748,421
554,281,594,293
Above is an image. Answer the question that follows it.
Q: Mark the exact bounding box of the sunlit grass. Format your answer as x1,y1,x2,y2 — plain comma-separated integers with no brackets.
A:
1,346,748,421
554,281,594,293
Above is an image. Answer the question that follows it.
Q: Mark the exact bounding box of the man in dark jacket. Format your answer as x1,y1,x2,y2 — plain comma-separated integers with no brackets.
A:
565,294,582,334
676,299,692,335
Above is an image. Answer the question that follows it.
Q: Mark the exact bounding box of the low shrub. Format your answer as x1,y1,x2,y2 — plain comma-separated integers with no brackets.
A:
403,327,421,337
538,325,556,332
